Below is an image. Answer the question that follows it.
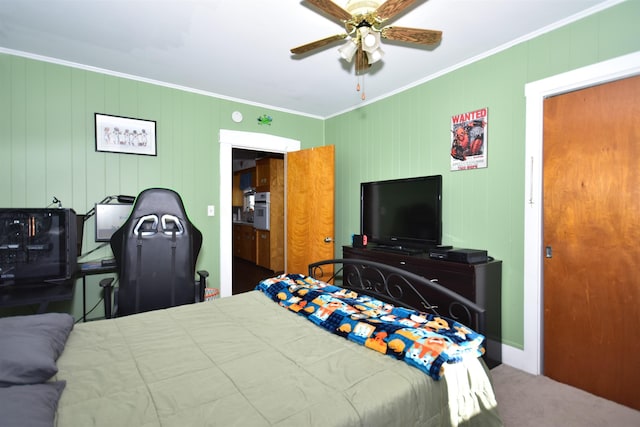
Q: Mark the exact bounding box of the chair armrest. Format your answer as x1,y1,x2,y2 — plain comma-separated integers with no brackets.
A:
195,270,209,302
99,277,115,319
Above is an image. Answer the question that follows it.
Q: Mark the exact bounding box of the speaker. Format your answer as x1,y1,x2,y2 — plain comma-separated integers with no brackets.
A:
352,234,368,248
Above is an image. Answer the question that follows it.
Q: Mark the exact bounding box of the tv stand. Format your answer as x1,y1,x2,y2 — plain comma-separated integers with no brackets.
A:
343,245,502,367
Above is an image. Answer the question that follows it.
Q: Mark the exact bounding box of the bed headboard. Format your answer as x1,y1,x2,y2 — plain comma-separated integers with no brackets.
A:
308,258,486,336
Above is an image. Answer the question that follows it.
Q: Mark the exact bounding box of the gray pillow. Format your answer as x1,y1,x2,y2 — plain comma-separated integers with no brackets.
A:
0,312,74,387
0,381,66,427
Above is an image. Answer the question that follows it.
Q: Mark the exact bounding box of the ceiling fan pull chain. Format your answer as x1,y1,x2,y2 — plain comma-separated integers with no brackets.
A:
355,55,364,100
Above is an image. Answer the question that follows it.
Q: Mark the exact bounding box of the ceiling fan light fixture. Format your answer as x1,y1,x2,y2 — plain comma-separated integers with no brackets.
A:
338,38,358,62
343,0,383,16
366,47,384,64
360,27,382,64
363,32,378,49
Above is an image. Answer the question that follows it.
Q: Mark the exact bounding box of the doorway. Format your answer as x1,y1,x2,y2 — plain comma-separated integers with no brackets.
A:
521,52,640,376
218,130,300,297
231,148,284,295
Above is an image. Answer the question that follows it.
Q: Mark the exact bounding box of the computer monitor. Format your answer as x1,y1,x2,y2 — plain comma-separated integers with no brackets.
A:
95,203,132,242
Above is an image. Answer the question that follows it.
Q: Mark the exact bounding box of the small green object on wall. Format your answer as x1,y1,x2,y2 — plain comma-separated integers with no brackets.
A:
257,114,272,125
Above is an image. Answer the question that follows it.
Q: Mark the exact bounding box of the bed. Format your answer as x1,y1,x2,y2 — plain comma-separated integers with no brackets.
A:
0,259,503,427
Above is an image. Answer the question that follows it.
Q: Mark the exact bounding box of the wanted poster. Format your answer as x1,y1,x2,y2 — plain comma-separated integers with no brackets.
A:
450,107,488,171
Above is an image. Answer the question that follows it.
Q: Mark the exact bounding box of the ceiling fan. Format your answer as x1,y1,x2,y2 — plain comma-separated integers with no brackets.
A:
291,0,443,74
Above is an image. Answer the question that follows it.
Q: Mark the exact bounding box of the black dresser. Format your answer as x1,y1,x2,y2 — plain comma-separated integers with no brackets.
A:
343,245,502,367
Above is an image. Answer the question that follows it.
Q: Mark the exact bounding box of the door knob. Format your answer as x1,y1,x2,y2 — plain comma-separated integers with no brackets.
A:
324,237,333,243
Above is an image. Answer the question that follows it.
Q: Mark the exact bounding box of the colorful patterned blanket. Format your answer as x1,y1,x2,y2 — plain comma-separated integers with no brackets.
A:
256,274,485,380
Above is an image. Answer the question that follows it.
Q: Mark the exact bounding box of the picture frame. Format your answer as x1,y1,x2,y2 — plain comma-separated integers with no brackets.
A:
95,113,157,156
450,107,488,171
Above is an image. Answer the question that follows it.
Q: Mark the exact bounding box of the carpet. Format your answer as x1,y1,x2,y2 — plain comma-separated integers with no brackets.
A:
490,364,640,426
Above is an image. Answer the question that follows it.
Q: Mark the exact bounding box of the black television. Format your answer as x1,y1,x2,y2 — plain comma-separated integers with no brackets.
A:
361,175,442,252
0,208,78,285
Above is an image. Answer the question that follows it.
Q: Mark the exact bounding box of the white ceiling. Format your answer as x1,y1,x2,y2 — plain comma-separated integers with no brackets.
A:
0,0,615,118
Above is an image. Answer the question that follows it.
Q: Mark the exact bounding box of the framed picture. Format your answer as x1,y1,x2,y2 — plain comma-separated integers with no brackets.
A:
450,107,488,171
95,113,157,156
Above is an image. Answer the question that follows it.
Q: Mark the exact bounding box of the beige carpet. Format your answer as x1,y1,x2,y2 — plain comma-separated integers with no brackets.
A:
490,364,640,426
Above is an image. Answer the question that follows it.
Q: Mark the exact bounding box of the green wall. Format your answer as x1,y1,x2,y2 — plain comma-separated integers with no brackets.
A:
327,0,640,349
1,1,638,351
0,56,324,319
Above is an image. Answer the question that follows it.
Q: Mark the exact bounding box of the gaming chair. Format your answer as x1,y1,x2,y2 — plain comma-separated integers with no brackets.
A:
100,188,208,318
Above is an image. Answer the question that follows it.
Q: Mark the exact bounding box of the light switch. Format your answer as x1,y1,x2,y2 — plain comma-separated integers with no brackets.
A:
207,205,215,216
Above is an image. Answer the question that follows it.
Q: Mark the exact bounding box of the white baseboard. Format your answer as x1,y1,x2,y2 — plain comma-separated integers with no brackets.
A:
501,343,538,375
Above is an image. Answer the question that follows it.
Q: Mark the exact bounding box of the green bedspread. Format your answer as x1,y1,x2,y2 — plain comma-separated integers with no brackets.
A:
54,290,502,427
256,274,485,380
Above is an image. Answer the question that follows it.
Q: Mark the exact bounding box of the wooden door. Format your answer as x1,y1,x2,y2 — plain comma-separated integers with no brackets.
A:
543,75,640,410
286,145,335,280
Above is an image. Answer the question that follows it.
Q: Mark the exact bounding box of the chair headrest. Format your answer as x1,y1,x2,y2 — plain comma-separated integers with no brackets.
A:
129,188,187,219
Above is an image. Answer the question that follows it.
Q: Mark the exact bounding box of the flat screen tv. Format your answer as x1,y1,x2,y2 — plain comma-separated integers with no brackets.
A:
0,208,78,285
361,175,442,252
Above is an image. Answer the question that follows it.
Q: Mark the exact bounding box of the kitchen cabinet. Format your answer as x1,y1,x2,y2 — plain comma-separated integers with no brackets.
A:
232,173,243,206
240,169,255,190
233,167,256,207
255,158,282,192
255,159,269,191
256,229,284,272
256,230,270,269
233,224,255,262
232,224,242,258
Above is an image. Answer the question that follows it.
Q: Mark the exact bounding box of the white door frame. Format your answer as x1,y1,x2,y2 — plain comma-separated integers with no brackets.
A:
518,51,640,375
218,129,300,297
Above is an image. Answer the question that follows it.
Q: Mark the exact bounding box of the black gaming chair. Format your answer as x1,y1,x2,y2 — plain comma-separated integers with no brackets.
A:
100,188,208,318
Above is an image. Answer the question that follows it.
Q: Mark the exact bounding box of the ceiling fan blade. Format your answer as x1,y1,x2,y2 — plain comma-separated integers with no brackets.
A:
291,33,348,55
375,0,416,22
381,26,442,45
307,0,353,22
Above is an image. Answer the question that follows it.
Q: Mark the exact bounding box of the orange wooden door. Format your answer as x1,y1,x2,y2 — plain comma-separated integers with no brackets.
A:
286,145,335,280
543,75,640,410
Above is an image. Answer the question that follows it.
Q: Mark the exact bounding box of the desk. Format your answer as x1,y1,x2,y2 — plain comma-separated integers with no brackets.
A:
77,261,117,322
0,261,116,320
0,280,74,314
